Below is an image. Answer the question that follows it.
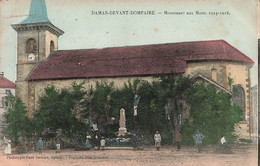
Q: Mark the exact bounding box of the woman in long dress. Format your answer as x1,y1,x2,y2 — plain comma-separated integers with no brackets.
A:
4,137,11,155
86,132,92,150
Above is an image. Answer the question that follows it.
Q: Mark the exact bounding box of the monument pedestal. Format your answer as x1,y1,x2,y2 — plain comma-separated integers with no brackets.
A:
118,127,127,136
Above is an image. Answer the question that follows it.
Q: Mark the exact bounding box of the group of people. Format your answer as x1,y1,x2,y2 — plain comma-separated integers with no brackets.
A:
38,129,205,153
36,132,106,153
37,136,61,154
4,129,227,155
86,133,106,150
154,129,205,153
85,132,106,150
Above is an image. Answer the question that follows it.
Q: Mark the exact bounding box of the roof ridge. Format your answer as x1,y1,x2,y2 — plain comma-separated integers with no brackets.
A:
55,39,226,52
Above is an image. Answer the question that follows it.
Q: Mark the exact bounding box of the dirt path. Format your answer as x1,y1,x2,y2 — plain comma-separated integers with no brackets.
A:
0,145,257,166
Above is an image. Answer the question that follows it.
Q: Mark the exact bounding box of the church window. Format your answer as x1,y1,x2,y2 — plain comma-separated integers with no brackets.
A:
26,38,37,53
50,40,55,51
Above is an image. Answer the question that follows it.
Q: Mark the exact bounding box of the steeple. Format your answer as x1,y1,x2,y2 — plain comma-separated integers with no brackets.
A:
12,0,64,37
11,0,64,113
21,0,51,24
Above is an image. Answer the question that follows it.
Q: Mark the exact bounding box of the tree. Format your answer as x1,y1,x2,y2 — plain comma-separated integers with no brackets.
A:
33,83,87,140
151,74,194,144
183,83,242,144
4,98,32,145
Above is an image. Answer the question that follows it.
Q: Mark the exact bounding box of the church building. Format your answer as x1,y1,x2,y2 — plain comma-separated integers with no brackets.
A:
12,0,254,136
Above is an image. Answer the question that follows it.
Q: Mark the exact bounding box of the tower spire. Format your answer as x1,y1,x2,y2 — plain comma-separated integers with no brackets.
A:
21,0,51,24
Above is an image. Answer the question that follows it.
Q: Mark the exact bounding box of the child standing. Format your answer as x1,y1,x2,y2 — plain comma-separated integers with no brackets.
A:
193,130,205,153
37,137,44,154
154,130,161,151
100,136,106,150
56,137,61,153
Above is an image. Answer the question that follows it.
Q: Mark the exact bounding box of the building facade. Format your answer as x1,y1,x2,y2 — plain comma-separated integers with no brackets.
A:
12,0,255,136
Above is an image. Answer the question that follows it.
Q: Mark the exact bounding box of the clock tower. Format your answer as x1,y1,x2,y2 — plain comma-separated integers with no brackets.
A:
12,0,64,108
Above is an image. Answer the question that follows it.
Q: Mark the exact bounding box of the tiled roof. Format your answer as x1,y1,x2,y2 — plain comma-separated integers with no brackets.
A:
27,40,254,81
0,76,16,88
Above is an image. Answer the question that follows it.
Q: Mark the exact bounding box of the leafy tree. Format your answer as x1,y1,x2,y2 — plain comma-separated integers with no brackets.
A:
183,83,242,144
33,83,87,139
148,74,194,144
4,98,32,145
84,75,193,144
88,82,114,123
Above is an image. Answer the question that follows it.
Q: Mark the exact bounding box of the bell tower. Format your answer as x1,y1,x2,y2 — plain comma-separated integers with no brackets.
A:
12,0,64,108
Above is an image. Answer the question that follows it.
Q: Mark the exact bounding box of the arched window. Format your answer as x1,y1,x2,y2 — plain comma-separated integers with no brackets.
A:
50,40,55,51
26,38,37,53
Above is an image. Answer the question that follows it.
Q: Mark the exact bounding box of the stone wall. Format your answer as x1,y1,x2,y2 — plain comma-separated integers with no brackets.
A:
186,61,251,120
185,61,228,87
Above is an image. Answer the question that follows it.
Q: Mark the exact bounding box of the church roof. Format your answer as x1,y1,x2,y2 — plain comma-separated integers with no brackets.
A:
27,40,254,81
0,75,16,88
21,0,51,24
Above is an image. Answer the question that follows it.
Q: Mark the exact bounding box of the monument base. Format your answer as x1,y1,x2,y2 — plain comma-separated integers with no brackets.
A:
118,127,127,136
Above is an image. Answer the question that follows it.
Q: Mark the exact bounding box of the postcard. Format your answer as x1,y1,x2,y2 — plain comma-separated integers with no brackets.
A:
0,0,258,165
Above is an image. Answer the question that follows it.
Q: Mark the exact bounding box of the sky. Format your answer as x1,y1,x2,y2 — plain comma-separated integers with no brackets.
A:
0,0,258,86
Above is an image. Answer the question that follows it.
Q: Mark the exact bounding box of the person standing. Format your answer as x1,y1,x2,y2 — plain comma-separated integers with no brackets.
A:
56,137,61,153
37,137,44,154
220,136,226,147
4,136,11,155
94,132,100,150
193,130,205,153
154,130,161,151
175,130,182,151
100,136,106,150
86,132,92,150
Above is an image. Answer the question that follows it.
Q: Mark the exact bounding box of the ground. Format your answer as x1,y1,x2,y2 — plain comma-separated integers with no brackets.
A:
0,144,257,166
